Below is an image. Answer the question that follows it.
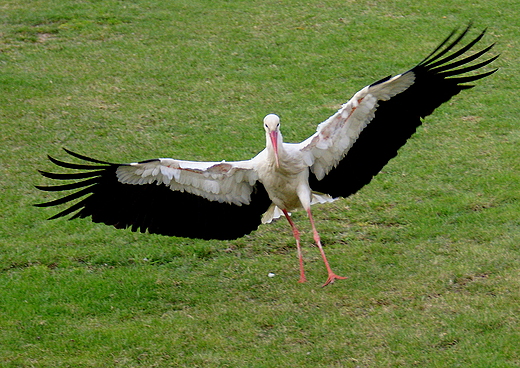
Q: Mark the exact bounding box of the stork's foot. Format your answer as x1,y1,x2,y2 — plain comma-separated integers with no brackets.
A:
322,273,347,287
298,275,307,283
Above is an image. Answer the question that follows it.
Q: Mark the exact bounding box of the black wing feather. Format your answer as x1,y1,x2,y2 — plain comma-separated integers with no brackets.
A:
309,26,497,198
37,169,107,180
36,149,271,240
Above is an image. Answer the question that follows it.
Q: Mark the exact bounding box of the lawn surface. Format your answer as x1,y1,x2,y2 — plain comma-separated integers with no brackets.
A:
1,0,519,367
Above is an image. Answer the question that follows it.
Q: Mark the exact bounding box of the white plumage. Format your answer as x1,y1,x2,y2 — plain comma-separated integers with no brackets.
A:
36,26,497,286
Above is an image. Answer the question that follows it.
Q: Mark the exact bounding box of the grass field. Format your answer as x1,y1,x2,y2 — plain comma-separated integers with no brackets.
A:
1,0,519,366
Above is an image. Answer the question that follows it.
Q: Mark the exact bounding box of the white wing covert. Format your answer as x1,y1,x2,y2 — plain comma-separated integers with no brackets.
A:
299,71,416,180
116,158,259,206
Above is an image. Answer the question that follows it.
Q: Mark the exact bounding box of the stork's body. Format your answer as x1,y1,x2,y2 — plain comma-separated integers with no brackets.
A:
257,120,310,213
256,114,346,284
35,26,498,286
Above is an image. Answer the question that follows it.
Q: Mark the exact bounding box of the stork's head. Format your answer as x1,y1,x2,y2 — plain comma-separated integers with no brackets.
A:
263,114,281,167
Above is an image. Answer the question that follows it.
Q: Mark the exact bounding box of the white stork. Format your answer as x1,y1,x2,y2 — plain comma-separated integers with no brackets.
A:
36,26,497,286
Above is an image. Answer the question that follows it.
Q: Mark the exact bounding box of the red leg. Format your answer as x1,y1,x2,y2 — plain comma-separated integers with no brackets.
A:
306,208,347,287
283,209,307,283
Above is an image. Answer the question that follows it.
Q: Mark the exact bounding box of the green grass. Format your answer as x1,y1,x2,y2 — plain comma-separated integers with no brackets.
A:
1,0,519,366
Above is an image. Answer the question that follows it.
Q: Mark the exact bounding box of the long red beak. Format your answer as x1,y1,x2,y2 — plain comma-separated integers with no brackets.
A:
269,130,280,168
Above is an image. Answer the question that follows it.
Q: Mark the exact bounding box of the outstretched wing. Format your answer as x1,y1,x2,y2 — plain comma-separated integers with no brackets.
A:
35,149,271,240
301,25,498,198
